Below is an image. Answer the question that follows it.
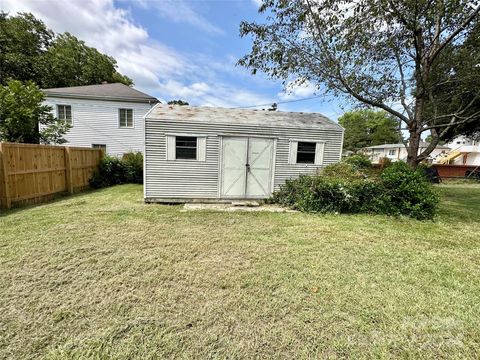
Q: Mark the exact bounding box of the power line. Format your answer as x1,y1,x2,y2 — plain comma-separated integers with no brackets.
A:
234,94,325,109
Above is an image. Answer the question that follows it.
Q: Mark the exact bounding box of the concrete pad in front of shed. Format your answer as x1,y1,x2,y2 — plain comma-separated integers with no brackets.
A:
181,203,296,213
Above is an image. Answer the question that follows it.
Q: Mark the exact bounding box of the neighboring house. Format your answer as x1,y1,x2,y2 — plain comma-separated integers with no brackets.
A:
144,105,344,202
43,83,159,156
361,142,451,164
440,135,480,166
446,135,473,148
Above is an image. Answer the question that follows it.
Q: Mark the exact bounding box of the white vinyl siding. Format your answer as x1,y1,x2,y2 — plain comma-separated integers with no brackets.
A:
165,134,207,161
289,140,325,165
119,108,133,128
43,97,154,157
57,104,72,126
145,120,342,200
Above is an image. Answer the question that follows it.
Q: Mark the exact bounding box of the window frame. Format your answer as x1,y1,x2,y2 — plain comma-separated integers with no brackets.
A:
175,136,198,160
57,104,73,126
91,144,107,152
289,139,325,165
165,133,207,161
118,108,134,128
296,141,317,164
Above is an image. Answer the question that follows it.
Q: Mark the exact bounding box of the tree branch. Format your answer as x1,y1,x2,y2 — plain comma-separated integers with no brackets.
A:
428,4,480,64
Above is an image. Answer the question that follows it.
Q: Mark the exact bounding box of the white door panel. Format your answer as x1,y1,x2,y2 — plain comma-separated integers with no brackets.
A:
221,137,274,198
221,138,247,197
246,138,274,197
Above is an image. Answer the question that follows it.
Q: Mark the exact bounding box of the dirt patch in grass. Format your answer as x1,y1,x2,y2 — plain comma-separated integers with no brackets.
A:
1,184,480,359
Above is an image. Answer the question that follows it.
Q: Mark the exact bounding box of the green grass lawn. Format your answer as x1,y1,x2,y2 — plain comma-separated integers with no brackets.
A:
1,184,480,359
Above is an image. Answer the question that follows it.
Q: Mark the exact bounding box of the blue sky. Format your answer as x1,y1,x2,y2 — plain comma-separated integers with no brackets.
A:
3,0,346,119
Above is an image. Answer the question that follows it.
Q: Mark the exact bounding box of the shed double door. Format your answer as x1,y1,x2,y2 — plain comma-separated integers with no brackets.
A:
220,137,275,198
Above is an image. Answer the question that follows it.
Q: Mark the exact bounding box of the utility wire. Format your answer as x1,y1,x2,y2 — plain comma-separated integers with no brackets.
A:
234,94,325,109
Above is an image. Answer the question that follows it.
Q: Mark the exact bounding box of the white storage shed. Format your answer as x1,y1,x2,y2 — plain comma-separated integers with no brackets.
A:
144,105,344,202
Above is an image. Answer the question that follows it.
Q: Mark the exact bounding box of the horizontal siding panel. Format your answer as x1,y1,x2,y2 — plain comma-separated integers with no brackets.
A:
43,98,155,157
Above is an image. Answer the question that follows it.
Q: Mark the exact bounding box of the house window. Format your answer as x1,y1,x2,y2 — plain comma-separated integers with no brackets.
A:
119,109,133,128
57,105,72,126
92,144,106,151
388,149,396,156
296,142,316,164
175,136,197,159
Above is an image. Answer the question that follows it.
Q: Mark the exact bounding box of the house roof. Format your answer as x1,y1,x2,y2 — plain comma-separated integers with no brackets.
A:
364,143,406,149
364,142,451,150
146,104,343,130
43,83,159,103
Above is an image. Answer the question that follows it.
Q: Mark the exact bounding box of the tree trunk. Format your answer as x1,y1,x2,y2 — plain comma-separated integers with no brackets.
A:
407,130,421,168
407,93,425,168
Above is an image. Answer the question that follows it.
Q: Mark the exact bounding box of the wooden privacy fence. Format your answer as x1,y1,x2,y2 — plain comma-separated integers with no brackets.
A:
0,143,103,210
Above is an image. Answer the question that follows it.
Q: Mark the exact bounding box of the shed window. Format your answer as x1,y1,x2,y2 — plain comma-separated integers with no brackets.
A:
175,136,197,159
57,105,72,126
119,109,133,128
296,142,316,164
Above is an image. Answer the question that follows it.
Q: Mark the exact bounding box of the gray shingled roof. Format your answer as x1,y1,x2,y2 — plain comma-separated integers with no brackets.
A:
147,104,343,130
43,83,159,103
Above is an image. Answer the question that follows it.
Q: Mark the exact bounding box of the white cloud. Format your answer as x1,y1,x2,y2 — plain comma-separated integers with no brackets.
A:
251,0,263,8
2,0,271,108
278,80,319,101
158,80,273,108
150,0,224,35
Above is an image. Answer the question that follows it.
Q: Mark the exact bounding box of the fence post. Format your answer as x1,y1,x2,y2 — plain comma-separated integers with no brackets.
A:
64,146,74,194
0,143,12,209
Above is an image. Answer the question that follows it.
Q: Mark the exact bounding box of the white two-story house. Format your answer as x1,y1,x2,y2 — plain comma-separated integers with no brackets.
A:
43,83,159,156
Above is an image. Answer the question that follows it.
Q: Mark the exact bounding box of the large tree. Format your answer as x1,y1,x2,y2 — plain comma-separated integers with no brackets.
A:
0,12,53,88
239,0,480,166
0,80,69,144
0,12,132,88
44,33,132,88
428,20,480,142
339,110,403,151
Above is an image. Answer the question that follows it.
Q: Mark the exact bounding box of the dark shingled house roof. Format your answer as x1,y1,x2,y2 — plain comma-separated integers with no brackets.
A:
43,83,159,103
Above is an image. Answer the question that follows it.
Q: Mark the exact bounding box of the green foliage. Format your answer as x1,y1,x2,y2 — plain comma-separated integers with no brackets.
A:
343,154,373,171
44,33,133,88
338,110,403,151
427,22,480,142
239,1,479,166
123,152,143,184
167,100,189,106
271,174,381,214
89,152,143,189
379,162,440,220
0,12,132,87
0,12,53,87
0,80,69,144
271,160,439,220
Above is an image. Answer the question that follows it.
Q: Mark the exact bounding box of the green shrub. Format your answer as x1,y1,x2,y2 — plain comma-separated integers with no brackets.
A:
271,172,382,214
343,154,373,170
89,152,143,189
270,159,439,220
123,152,143,184
379,162,439,220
